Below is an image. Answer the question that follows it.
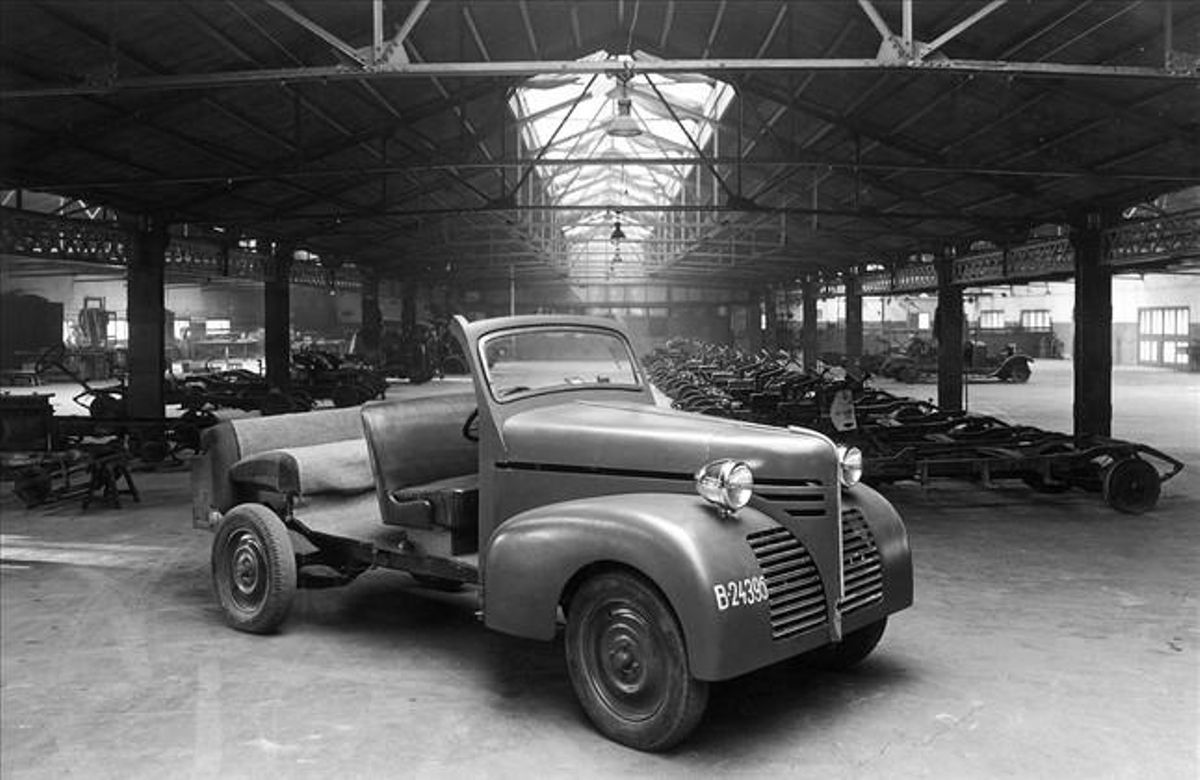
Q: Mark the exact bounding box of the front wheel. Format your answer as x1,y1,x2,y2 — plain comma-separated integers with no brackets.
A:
1103,457,1160,514
212,504,297,633
565,571,708,752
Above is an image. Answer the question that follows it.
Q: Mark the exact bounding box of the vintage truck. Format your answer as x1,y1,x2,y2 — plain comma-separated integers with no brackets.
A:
193,314,913,751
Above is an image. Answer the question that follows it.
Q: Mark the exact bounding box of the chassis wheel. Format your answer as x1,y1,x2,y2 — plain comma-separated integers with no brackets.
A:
806,618,888,671
1103,457,1161,514
212,504,297,633
565,571,708,752
1006,362,1032,383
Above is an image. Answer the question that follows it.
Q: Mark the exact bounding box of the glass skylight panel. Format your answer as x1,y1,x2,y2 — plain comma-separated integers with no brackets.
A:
508,51,734,279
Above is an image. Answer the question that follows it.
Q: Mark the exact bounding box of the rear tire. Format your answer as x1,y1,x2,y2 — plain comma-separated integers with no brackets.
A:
565,571,708,752
212,504,297,633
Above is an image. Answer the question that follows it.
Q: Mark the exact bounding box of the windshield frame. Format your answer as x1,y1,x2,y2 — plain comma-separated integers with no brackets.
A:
476,324,646,404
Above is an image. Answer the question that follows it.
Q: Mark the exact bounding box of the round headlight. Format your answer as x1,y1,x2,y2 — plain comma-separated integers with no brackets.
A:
695,459,754,512
837,445,863,488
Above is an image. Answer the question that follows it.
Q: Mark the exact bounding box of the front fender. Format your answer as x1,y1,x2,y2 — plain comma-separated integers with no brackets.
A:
484,493,796,681
993,354,1033,381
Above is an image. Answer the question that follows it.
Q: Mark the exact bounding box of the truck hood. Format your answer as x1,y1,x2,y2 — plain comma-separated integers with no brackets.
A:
500,399,839,485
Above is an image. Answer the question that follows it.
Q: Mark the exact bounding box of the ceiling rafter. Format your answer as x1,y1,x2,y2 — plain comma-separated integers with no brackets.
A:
517,1,541,59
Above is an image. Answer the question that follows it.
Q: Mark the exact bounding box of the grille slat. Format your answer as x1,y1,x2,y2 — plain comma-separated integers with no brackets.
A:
747,500,885,644
747,520,828,641
841,508,884,614
764,571,821,594
769,582,825,609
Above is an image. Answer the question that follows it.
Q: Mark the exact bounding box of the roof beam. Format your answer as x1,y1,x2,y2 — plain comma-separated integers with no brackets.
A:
923,1,1009,57
517,1,541,59
5,55,1192,99
658,1,675,50
263,0,367,66
24,155,1198,193
702,0,728,59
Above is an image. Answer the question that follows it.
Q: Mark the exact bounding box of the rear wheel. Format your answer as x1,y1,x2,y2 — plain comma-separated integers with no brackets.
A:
212,504,297,633
565,571,708,752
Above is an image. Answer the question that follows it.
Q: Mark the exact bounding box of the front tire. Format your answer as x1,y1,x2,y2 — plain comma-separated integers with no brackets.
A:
212,504,297,633
564,571,708,752
1103,457,1160,514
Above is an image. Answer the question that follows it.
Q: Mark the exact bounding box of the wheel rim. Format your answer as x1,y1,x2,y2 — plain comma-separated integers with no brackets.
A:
582,601,668,723
1108,459,1159,512
225,529,269,613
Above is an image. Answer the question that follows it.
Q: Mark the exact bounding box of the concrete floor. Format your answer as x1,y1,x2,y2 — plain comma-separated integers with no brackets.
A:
2,360,1197,778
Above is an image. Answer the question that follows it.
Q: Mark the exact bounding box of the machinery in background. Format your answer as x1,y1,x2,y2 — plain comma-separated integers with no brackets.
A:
645,340,1182,514
372,320,468,384
871,337,1034,384
0,391,218,509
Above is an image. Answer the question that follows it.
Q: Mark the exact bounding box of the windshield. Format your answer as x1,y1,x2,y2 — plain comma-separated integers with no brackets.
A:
479,326,642,402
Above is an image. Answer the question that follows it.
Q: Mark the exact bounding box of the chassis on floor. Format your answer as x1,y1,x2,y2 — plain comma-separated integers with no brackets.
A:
644,343,1182,513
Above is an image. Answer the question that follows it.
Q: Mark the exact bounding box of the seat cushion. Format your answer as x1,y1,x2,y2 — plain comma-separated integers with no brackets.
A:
388,473,479,531
230,438,373,497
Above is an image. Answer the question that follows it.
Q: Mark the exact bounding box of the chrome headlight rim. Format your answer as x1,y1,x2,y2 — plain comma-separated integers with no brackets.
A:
836,445,864,488
695,458,755,512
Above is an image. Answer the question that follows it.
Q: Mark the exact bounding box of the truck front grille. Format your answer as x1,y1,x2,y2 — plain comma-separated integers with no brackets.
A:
754,479,828,520
841,508,884,614
747,526,827,640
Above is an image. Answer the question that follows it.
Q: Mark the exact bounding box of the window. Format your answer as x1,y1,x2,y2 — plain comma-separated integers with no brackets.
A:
105,317,128,343
480,326,641,401
1138,307,1190,367
979,310,1006,330
1020,309,1052,331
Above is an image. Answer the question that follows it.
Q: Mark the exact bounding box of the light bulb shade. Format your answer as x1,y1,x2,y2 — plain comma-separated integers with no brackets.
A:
695,459,754,512
607,97,642,137
610,221,626,243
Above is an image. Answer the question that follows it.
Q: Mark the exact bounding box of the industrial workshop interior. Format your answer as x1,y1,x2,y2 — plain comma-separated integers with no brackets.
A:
0,1,1197,777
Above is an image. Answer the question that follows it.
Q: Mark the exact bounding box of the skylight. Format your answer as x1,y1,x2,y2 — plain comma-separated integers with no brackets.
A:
508,51,735,280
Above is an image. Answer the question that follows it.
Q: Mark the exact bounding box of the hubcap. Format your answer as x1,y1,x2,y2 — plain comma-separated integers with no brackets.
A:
225,530,267,612
584,603,667,722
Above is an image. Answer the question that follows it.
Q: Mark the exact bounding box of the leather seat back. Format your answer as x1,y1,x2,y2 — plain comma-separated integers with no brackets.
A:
361,392,478,501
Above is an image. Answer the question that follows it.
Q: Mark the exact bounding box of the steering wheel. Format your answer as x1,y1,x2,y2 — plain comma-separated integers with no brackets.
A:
462,408,480,442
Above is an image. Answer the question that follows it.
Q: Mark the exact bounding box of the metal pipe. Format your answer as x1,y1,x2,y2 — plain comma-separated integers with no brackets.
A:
902,0,913,50
372,0,383,63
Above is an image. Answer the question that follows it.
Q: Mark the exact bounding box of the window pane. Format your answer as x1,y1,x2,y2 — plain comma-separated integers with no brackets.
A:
480,326,640,401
